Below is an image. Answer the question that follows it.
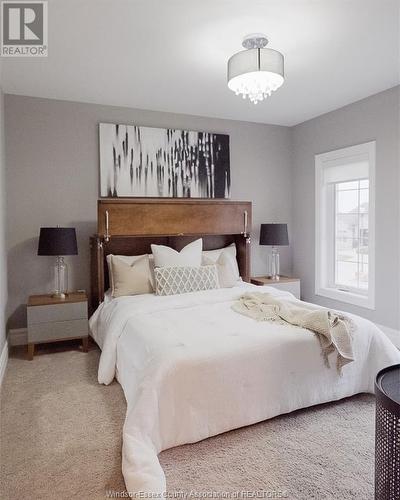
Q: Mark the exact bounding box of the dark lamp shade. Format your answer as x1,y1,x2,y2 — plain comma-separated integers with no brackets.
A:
259,223,289,246
37,227,78,256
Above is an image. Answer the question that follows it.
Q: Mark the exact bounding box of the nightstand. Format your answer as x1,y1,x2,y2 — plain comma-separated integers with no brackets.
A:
27,292,88,360
251,276,301,299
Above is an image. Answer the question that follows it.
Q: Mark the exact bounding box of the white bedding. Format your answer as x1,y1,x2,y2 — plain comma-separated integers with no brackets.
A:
90,282,400,493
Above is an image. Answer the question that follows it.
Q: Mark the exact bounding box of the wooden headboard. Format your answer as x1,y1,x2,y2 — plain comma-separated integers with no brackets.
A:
90,199,252,312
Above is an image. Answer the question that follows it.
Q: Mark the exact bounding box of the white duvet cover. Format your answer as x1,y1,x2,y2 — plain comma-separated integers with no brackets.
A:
90,282,400,494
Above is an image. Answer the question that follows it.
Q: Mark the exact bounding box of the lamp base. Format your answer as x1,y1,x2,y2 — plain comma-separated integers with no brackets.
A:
267,247,280,280
54,256,68,299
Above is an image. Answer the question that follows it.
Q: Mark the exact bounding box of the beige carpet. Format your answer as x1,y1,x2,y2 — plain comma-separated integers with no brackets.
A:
1,343,376,499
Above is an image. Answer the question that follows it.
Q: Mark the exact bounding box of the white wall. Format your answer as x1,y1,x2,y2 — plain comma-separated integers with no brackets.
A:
5,87,399,332
0,61,7,351
292,86,400,330
5,95,293,329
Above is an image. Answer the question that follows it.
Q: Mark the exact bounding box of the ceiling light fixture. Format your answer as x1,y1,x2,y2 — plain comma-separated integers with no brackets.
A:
227,34,284,104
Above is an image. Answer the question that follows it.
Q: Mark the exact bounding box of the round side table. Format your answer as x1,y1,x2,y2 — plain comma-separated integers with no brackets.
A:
375,364,400,500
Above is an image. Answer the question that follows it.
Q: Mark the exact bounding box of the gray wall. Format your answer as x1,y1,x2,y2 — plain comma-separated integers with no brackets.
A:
5,95,293,329
292,86,400,330
0,66,7,350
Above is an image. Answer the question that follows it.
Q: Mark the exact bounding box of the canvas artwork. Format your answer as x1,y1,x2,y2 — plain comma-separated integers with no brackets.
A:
99,123,231,198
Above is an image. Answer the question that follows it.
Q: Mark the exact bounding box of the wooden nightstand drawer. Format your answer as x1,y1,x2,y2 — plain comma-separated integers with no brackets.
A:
26,293,89,360
28,319,88,343
27,301,87,325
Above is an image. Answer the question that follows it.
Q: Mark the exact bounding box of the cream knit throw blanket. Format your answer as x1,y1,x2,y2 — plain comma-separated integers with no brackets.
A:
232,292,355,373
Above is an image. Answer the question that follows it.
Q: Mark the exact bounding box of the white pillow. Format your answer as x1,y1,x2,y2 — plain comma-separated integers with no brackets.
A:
103,289,113,303
155,265,219,296
202,243,235,261
203,252,238,288
106,254,155,289
151,238,202,268
202,243,240,281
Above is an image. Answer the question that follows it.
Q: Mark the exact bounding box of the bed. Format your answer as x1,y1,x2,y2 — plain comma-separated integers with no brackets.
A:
89,199,400,494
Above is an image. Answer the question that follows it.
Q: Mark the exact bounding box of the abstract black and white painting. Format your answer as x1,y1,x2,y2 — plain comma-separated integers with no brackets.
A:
99,123,230,198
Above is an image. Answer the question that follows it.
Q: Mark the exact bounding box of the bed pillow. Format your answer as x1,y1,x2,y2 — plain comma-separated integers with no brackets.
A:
154,265,219,296
103,289,113,303
202,243,240,282
151,238,202,268
202,243,236,262
106,254,155,289
203,251,238,288
110,255,153,297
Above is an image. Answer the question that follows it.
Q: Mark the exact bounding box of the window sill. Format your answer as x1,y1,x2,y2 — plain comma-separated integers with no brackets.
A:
316,286,375,310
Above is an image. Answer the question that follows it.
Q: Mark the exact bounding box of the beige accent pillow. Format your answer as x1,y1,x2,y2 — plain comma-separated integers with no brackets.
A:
110,255,153,298
203,251,238,288
107,254,155,289
151,238,203,268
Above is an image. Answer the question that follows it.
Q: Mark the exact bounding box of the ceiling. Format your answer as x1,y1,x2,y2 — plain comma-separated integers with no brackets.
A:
2,0,399,126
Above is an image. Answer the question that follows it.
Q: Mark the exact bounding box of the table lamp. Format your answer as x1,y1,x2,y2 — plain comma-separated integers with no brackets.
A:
259,223,289,280
37,227,78,298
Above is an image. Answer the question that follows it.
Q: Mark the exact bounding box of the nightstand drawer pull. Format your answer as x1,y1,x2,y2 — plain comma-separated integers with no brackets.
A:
27,302,87,325
28,319,88,343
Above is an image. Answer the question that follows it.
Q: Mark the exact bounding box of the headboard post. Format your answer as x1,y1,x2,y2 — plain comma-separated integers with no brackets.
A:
90,235,105,314
235,234,251,282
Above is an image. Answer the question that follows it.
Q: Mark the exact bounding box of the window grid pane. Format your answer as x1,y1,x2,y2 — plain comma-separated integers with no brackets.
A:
334,179,369,292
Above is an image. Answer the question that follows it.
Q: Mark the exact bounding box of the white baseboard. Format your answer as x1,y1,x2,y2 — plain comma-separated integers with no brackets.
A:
0,340,8,388
376,324,400,348
8,327,27,346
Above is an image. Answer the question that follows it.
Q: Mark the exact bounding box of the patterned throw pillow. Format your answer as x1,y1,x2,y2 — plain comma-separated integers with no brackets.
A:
154,265,219,296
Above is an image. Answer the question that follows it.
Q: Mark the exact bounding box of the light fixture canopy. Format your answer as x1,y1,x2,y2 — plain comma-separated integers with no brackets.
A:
227,34,284,104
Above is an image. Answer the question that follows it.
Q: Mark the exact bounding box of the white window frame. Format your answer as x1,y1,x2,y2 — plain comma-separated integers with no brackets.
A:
315,141,376,309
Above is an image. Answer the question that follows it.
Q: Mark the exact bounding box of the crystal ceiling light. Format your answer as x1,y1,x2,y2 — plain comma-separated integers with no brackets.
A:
227,34,284,104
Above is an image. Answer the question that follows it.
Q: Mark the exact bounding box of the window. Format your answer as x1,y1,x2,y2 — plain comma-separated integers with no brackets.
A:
315,141,375,309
